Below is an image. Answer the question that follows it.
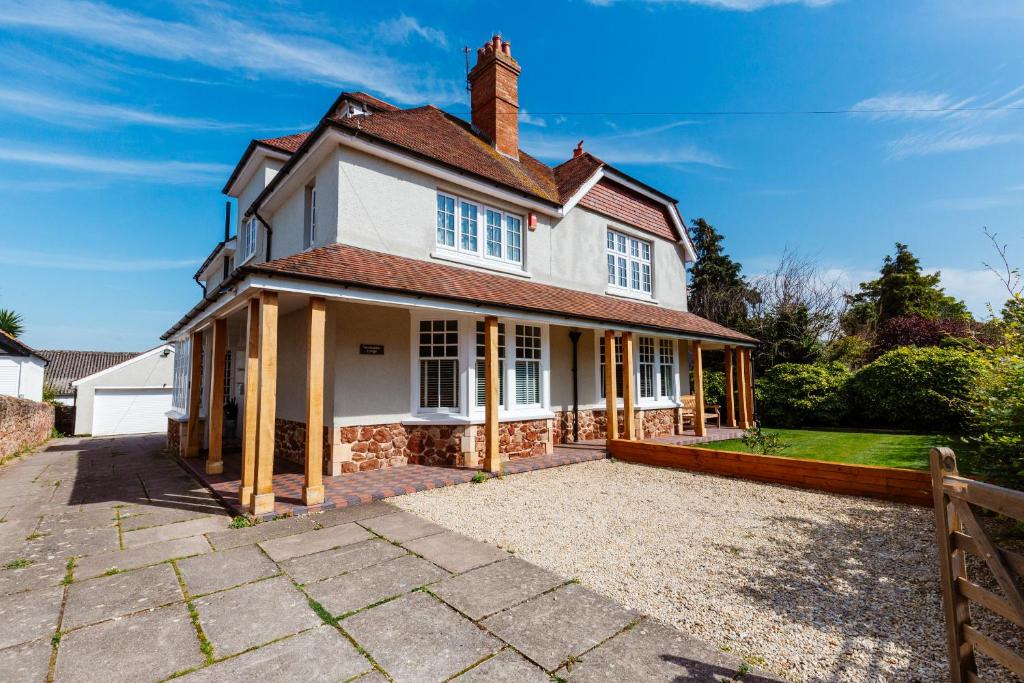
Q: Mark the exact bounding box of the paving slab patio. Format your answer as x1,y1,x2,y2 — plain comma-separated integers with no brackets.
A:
192,575,321,658
176,544,279,596
258,522,372,561
279,538,406,585
482,583,640,672
0,434,775,682
433,557,566,620
62,562,183,630
54,603,203,683
305,553,449,617
343,591,502,682
402,531,510,573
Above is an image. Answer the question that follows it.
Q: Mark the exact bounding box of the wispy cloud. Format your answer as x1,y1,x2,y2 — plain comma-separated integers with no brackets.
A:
0,87,249,130
374,15,448,48
586,0,836,10
0,142,231,184
522,120,724,167
0,0,462,104
0,249,200,272
923,184,1024,211
852,85,1024,160
519,110,547,127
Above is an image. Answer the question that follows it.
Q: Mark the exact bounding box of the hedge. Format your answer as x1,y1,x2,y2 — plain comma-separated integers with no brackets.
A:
755,362,851,427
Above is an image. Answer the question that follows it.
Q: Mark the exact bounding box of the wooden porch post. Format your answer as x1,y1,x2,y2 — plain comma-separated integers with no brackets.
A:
251,290,278,516
482,315,501,473
206,318,227,474
240,298,260,508
723,346,736,428
603,331,618,442
736,346,750,429
185,330,203,457
691,340,705,437
743,348,755,426
621,332,636,440
303,297,326,505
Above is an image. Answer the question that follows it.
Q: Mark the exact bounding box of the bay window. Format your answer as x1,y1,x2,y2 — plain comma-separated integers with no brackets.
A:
514,325,542,406
475,321,505,407
607,228,652,296
436,192,523,266
638,337,656,399
598,334,678,404
659,339,676,398
599,335,623,399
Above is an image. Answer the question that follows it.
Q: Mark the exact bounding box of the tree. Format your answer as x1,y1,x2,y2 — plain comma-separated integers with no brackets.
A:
687,218,759,330
0,309,24,337
745,250,847,369
843,243,969,334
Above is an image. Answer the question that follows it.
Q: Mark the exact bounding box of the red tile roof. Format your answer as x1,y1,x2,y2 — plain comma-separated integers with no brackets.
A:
247,244,755,343
579,178,677,242
258,132,310,154
553,152,603,201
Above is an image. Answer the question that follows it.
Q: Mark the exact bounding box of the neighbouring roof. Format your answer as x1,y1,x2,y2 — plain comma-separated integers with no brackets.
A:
246,244,757,344
39,350,140,396
0,329,46,361
258,131,311,154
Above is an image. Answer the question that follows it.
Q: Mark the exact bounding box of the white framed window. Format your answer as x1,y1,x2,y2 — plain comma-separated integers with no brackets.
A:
607,229,652,296
475,321,505,407
171,339,190,412
659,339,676,398
599,335,624,399
638,337,656,400
418,319,459,410
435,192,523,266
304,183,317,249
514,324,542,407
241,217,258,262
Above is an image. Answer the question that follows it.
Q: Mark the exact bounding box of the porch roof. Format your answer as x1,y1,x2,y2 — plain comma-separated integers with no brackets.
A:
240,244,756,344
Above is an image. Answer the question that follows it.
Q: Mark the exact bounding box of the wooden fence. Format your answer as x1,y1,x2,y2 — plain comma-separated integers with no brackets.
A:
606,439,932,506
932,447,1024,682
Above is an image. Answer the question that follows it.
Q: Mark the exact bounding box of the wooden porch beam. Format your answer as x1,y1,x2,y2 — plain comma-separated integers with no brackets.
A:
736,346,750,429
251,290,278,516
692,340,705,437
240,298,260,509
621,332,636,440
743,348,755,426
185,330,203,457
482,315,501,473
303,297,326,506
723,345,736,429
604,331,618,443
206,318,227,474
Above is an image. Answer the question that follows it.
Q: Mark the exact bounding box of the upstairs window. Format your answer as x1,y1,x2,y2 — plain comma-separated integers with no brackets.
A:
418,320,459,410
514,324,542,406
303,182,317,249
475,321,505,407
436,192,523,266
242,217,258,261
607,229,652,296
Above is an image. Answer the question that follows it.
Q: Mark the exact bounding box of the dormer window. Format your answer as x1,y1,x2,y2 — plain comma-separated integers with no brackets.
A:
607,228,652,296
304,182,317,249
436,191,523,267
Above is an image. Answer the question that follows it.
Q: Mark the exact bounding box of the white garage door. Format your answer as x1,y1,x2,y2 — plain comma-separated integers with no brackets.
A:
0,358,19,396
93,387,173,436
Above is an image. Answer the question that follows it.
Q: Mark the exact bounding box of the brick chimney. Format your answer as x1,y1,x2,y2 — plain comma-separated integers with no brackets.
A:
468,35,521,159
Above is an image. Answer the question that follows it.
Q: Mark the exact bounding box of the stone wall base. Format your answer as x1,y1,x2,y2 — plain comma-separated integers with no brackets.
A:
553,407,681,443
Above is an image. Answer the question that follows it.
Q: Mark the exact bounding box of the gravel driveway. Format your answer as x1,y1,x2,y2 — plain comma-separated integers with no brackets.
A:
395,459,950,682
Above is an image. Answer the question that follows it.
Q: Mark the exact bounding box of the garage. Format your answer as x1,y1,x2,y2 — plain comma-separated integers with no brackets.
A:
92,387,173,435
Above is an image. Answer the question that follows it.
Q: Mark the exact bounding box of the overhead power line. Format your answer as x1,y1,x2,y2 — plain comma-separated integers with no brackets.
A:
448,105,1024,117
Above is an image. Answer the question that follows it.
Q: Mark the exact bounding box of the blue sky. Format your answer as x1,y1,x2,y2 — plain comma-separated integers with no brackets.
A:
0,0,1022,351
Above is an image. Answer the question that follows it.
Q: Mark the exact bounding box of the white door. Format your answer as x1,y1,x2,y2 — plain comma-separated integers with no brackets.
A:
0,358,19,397
92,387,172,435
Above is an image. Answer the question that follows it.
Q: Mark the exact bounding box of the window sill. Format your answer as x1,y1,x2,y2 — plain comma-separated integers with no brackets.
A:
604,287,657,304
403,408,555,426
636,399,682,410
431,250,530,278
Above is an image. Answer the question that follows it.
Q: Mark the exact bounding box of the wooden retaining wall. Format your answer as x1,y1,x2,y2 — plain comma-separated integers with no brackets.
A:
607,439,932,506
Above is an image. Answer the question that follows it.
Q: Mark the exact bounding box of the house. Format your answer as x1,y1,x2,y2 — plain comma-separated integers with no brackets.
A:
41,346,175,436
162,35,757,515
0,330,46,402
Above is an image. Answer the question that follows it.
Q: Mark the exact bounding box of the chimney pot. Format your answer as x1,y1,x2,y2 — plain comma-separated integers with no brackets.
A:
502,41,511,56
573,140,584,158
492,35,501,50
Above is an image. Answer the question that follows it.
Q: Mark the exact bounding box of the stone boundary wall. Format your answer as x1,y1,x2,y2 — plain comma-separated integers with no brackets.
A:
608,439,932,506
0,395,53,461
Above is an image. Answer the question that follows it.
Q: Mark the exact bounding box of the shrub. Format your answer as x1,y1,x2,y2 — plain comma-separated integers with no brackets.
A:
702,370,724,407
869,315,974,359
755,362,852,427
740,426,790,455
820,335,871,368
848,346,983,431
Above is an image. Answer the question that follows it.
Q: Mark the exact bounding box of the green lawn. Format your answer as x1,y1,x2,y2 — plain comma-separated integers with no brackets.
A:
708,429,964,470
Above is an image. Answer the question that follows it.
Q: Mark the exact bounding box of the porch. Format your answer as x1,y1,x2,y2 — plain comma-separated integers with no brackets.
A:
168,283,756,517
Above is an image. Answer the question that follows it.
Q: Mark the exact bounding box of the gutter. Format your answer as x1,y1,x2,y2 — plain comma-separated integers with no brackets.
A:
255,211,273,261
